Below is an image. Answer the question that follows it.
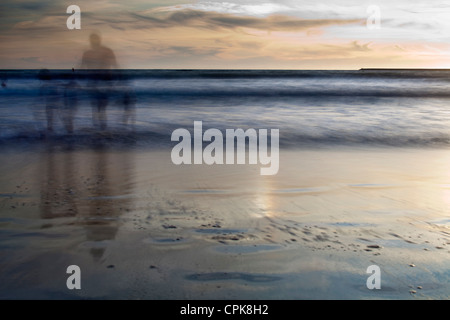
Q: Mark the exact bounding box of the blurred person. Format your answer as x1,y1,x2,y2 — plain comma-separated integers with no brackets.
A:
80,33,118,131
122,85,137,131
61,69,79,134
38,69,60,134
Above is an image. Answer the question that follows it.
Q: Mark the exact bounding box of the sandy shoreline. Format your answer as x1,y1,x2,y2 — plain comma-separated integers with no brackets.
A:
0,144,449,299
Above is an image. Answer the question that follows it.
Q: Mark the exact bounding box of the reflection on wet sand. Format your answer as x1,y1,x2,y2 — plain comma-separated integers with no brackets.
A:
1,146,450,299
40,145,76,219
38,142,134,261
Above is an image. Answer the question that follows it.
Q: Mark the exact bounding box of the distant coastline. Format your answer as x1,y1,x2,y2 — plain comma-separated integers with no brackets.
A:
360,68,450,71
2,68,450,73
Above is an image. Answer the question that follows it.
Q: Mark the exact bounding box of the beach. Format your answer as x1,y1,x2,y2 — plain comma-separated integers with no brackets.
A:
2,0,450,302
1,143,449,299
1,69,450,300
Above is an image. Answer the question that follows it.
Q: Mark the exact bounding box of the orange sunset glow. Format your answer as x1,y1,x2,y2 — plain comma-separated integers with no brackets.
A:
2,0,450,69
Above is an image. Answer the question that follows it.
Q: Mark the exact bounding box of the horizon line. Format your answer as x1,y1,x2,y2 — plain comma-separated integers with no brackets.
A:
2,68,450,71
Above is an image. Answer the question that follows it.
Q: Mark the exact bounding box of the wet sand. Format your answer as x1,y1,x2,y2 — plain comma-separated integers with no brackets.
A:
0,144,449,299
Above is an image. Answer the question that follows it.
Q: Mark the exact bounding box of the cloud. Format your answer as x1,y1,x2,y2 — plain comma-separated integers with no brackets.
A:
1,1,450,69
131,9,363,32
12,15,66,32
20,56,42,64
156,1,292,17
157,45,224,57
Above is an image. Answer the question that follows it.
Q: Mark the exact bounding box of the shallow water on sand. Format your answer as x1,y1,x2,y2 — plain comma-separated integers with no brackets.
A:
0,145,449,299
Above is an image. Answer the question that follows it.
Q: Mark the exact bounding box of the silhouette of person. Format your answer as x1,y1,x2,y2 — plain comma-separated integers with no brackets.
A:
38,69,60,134
81,33,117,70
80,33,118,131
61,69,79,134
1,75,6,88
122,87,137,131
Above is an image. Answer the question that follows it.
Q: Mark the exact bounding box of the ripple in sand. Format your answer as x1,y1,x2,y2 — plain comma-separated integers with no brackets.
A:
273,187,331,194
357,238,432,249
349,183,394,188
194,228,248,234
185,272,282,283
142,237,190,244
180,189,229,195
85,194,134,200
329,222,375,227
84,216,119,222
79,240,112,248
213,244,284,254
0,193,29,198
8,231,67,239
0,217,31,225
428,218,450,226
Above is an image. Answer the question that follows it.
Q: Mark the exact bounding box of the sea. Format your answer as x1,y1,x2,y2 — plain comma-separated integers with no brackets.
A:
1,69,450,300
1,69,450,148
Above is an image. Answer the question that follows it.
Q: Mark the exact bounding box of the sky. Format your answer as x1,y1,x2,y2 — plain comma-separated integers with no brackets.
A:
2,0,450,69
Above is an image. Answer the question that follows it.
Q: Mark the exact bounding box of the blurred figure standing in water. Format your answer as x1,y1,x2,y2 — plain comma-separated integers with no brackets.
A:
80,32,118,131
1,74,7,88
38,69,59,134
122,84,137,131
61,69,79,134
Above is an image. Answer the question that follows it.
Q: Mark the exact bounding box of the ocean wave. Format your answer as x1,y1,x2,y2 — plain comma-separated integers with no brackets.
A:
3,69,450,80
3,69,450,99
1,129,449,149
2,69,450,149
